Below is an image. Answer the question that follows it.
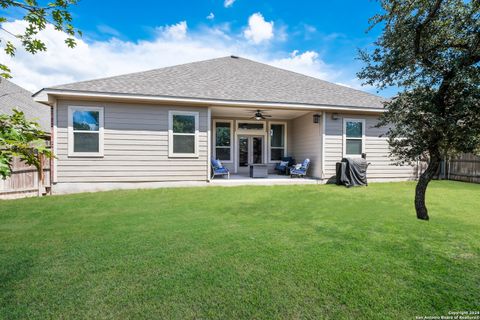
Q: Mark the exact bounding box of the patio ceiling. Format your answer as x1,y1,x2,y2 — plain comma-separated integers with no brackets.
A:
210,106,312,120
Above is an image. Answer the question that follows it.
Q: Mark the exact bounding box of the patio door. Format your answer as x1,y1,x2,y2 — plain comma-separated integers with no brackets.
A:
237,135,263,173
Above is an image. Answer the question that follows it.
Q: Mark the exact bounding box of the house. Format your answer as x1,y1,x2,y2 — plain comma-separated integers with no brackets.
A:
0,79,51,198
0,78,50,131
33,56,418,194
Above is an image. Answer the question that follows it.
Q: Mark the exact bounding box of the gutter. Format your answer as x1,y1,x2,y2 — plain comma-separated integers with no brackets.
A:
33,88,386,114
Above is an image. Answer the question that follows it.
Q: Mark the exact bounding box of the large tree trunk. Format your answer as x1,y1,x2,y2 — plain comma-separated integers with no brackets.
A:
415,151,441,220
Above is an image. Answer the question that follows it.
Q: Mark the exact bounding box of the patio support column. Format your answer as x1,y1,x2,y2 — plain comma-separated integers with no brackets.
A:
321,111,326,179
207,106,212,182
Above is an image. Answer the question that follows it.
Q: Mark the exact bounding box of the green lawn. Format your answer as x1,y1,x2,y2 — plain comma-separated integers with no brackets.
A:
0,181,479,319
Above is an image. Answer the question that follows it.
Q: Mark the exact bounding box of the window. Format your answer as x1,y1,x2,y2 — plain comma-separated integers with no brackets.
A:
68,106,104,157
169,111,199,157
214,120,232,162
343,118,365,156
237,121,265,131
269,122,286,162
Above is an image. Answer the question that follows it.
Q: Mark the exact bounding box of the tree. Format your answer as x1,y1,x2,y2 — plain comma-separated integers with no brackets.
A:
0,0,81,78
0,1,80,178
358,0,480,220
0,109,52,179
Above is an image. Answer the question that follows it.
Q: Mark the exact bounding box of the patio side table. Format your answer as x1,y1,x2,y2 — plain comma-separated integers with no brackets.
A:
249,164,268,178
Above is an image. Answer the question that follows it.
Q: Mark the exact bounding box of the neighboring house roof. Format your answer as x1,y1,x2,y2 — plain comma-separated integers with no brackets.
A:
45,56,385,109
0,79,50,132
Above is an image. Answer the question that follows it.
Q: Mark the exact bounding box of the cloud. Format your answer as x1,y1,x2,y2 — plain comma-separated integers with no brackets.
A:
224,0,235,8
243,13,274,44
270,50,338,80
304,24,317,34
157,21,187,40
206,12,215,20
301,24,317,40
276,24,288,42
0,19,371,94
97,24,121,37
322,32,345,41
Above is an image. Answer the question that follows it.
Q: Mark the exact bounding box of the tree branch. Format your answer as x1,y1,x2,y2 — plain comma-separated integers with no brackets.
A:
10,1,55,12
0,27,18,38
413,0,443,67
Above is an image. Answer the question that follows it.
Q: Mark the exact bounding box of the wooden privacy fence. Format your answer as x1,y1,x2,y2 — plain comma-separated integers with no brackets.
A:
445,153,480,184
0,156,51,199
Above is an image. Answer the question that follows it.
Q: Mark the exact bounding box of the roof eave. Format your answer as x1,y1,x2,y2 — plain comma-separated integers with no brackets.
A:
33,88,386,113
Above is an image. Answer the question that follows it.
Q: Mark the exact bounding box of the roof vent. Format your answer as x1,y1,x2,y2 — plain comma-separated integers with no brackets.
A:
230,55,239,59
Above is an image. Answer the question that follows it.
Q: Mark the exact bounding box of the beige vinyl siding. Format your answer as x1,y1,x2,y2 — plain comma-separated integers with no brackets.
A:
323,112,417,180
56,100,208,182
290,112,322,178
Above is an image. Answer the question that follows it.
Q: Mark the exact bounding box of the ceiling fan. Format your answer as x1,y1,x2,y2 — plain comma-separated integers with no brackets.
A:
249,110,272,120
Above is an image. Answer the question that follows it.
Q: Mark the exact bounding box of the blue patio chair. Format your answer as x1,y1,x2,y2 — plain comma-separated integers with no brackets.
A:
290,158,310,178
211,158,230,179
274,156,295,175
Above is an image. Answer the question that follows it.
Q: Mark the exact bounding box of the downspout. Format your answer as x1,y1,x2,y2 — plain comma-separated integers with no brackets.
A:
49,104,54,194
52,100,58,186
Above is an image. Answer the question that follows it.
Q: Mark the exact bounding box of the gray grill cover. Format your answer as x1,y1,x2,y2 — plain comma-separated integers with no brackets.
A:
336,158,368,187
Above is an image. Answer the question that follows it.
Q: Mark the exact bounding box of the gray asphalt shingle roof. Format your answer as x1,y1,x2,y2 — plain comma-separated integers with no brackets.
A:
50,56,385,109
0,79,50,131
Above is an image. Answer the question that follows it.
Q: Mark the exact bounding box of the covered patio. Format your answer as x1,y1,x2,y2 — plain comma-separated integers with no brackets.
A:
209,106,324,181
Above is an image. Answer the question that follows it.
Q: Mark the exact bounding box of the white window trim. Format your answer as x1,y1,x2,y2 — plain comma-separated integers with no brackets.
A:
236,120,266,134
168,110,199,158
268,121,287,163
343,118,365,158
68,106,104,157
213,119,233,163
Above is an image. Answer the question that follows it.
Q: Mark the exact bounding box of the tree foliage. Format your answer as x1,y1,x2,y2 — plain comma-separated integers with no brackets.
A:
0,1,79,179
0,0,81,78
358,0,480,220
0,109,52,179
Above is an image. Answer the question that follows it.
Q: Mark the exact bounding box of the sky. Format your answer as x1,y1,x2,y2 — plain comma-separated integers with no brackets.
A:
0,0,396,97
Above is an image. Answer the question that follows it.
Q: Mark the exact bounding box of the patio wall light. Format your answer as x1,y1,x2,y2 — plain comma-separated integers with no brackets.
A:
313,114,321,123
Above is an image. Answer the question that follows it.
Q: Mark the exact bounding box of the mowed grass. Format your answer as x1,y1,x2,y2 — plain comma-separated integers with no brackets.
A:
0,181,479,319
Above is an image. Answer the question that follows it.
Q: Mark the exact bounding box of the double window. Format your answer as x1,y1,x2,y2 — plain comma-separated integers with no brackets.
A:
343,118,365,156
68,106,104,157
269,122,286,161
169,111,199,157
213,120,233,162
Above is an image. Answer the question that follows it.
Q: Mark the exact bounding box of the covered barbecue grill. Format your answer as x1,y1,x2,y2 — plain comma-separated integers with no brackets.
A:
336,155,370,187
